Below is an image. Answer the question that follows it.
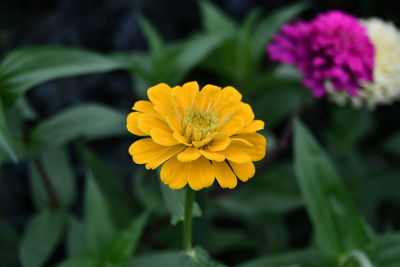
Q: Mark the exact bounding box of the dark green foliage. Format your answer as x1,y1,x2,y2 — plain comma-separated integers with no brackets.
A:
1,1,400,267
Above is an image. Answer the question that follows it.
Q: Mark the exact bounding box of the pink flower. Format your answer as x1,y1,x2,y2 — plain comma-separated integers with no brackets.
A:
267,11,375,97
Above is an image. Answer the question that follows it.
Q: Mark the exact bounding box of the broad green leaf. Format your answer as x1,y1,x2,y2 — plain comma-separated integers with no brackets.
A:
326,106,373,154
215,163,302,217
171,33,227,84
199,1,236,34
236,248,320,267
374,233,400,266
0,98,17,161
66,216,86,257
128,251,183,267
0,220,19,267
0,46,123,106
84,171,116,256
251,2,308,66
30,104,125,152
133,168,165,215
159,182,201,225
137,16,165,61
234,9,262,80
293,119,372,262
105,212,149,265
56,256,99,267
29,147,75,208
203,226,251,254
78,144,135,227
339,250,374,267
128,247,226,267
253,80,306,128
19,208,66,267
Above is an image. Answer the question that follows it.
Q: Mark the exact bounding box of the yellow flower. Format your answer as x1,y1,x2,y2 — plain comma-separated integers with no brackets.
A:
127,82,266,190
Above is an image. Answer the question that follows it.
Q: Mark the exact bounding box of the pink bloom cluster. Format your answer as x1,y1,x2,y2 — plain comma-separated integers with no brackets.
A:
267,11,375,97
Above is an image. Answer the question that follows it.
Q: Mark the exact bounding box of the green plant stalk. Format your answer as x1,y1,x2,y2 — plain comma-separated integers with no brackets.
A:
183,186,195,252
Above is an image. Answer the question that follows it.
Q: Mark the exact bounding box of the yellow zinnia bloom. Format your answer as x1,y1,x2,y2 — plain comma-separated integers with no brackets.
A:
127,82,266,190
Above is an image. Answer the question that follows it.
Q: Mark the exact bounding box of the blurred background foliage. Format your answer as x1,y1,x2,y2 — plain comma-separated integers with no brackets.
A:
1,0,400,266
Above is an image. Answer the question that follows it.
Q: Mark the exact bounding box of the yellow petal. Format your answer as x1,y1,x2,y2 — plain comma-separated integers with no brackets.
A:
235,103,254,126
160,156,188,189
216,87,241,119
137,113,169,134
171,81,199,109
221,86,242,102
235,133,267,161
192,137,212,147
230,138,253,147
132,100,162,119
229,161,255,182
172,132,191,146
208,135,231,151
219,115,244,136
198,84,221,110
147,83,175,117
212,161,237,189
217,105,236,120
237,120,264,134
127,112,146,136
129,138,171,164
195,91,206,109
187,157,215,190
177,147,201,162
220,143,252,163
150,128,180,146
199,149,225,162
145,145,185,170
166,115,183,133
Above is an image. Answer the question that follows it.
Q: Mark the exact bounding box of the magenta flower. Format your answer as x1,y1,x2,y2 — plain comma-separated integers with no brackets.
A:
267,11,375,97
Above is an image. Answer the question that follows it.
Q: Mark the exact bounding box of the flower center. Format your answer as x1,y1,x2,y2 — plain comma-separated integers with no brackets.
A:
184,109,218,140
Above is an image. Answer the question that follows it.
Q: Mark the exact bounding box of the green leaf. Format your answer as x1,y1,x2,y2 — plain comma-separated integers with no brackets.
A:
326,106,373,154
251,2,308,66
30,104,126,152
214,163,302,218
339,250,374,267
171,33,227,84
0,220,19,267
137,16,165,61
66,216,86,257
84,171,116,256
236,248,320,267
127,251,183,267
374,233,400,266
0,98,17,162
234,9,261,80
0,46,123,106
253,80,306,128
293,119,372,262
29,147,76,208
56,256,99,267
104,212,149,265
19,208,66,267
159,182,201,225
128,247,226,267
78,144,135,227
199,1,236,34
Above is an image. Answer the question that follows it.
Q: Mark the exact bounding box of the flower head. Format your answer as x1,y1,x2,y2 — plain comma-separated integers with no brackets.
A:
127,82,266,190
329,18,400,108
268,10,375,97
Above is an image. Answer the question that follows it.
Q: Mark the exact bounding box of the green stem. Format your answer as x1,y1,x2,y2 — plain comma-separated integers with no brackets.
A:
183,186,195,252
